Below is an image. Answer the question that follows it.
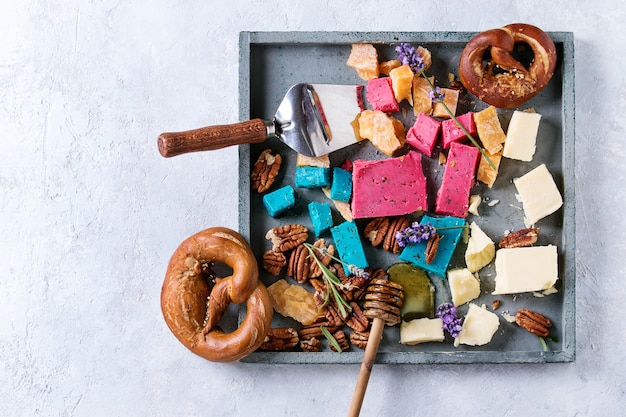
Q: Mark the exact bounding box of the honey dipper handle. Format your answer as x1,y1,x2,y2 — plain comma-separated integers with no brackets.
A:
347,317,385,417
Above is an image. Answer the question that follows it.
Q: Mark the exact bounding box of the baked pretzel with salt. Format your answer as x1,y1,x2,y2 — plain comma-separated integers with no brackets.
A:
161,227,273,362
459,23,557,108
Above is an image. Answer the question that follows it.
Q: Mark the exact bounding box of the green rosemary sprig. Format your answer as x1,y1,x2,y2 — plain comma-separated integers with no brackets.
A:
303,243,357,319
320,325,342,352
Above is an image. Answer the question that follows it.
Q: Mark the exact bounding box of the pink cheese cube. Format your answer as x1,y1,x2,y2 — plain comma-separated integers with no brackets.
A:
406,112,441,156
441,112,477,149
352,151,427,219
366,77,399,113
435,142,480,218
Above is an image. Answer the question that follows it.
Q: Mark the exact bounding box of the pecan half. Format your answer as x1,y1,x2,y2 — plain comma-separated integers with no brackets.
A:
308,239,335,278
329,329,350,352
424,233,441,264
251,149,282,193
499,227,540,248
300,337,322,352
287,244,310,283
363,217,389,247
344,302,369,332
298,321,340,340
259,327,299,351
515,308,552,337
262,250,286,276
349,330,370,350
341,274,369,301
383,216,410,254
265,224,308,253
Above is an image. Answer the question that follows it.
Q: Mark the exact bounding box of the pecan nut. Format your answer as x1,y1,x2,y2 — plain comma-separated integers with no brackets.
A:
251,149,282,193
383,216,410,254
344,302,370,332
424,233,441,264
287,244,310,283
308,239,335,278
363,217,389,247
329,329,350,352
499,227,540,248
300,337,322,352
515,308,552,337
265,224,308,253
349,330,370,350
259,327,299,351
262,250,286,276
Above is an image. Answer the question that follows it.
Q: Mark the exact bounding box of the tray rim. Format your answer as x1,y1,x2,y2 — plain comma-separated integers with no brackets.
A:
237,30,575,364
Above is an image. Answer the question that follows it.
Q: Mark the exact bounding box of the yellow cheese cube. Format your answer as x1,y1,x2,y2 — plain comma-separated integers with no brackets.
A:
389,64,414,105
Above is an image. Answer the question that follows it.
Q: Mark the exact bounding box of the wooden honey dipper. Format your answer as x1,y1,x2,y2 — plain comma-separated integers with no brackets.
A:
347,275,404,416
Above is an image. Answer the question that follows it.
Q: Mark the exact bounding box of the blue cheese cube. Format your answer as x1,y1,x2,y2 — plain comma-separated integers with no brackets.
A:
330,221,368,275
398,214,465,278
308,201,333,237
295,166,331,188
262,185,295,218
329,167,352,202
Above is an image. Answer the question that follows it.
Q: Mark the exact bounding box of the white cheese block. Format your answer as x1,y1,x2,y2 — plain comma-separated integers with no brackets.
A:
447,268,481,306
464,222,495,273
400,318,445,345
513,164,563,226
455,303,500,347
503,110,541,161
492,245,558,295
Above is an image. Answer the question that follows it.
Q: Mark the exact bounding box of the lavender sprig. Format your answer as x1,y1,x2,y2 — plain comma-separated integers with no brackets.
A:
395,42,426,73
436,303,463,338
397,43,497,171
395,221,437,248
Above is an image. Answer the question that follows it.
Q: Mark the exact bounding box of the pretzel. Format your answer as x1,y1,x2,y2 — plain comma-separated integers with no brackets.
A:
161,227,273,362
458,23,557,108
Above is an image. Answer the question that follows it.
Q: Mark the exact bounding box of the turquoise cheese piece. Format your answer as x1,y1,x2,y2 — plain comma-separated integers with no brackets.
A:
330,221,368,275
329,167,352,202
398,214,465,278
262,185,295,218
308,201,333,237
295,166,331,188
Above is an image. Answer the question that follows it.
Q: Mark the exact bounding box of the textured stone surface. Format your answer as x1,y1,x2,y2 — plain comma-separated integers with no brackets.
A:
1,0,624,416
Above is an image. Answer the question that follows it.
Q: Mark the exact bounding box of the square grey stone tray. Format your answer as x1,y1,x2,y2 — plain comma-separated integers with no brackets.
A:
237,31,575,364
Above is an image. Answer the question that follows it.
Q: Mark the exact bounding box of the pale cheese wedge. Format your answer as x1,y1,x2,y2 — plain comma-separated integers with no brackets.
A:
455,303,500,347
513,164,563,226
465,222,495,273
448,268,481,307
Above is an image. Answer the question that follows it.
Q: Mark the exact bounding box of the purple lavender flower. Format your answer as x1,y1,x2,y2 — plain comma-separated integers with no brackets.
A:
349,265,370,280
395,222,437,248
428,86,446,102
395,42,426,73
436,303,463,338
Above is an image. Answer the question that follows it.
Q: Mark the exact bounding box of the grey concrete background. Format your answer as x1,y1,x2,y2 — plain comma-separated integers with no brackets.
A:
1,1,623,416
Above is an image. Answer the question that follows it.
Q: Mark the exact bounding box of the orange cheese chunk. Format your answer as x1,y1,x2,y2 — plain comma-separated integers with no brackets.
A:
474,106,506,154
347,44,379,81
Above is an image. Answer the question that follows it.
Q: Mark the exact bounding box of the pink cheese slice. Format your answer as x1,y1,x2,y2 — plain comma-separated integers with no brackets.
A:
366,77,399,113
406,112,441,156
441,112,476,149
435,142,480,218
352,151,427,219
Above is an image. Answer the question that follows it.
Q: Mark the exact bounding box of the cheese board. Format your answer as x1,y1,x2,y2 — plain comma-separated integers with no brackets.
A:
237,31,575,364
